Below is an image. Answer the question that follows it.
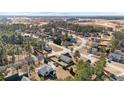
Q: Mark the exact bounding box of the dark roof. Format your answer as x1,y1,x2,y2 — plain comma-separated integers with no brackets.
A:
63,41,73,46
70,38,77,43
60,55,73,64
5,73,28,81
108,53,122,61
43,45,52,52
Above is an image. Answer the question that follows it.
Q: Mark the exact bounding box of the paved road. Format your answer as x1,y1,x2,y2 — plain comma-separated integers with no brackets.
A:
106,62,124,76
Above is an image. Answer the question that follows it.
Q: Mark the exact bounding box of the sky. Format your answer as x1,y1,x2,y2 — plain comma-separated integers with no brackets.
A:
0,0,124,16
0,12,124,16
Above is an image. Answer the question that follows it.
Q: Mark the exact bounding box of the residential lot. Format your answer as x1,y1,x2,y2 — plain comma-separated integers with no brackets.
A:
1,17,124,81
79,47,88,54
49,44,63,52
56,66,73,80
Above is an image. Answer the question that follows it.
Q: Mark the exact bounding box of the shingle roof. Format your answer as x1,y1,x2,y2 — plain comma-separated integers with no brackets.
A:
60,55,72,64
43,45,52,51
108,53,122,60
38,64,54,76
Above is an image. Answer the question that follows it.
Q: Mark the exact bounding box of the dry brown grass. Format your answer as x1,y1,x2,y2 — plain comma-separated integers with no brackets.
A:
30,71,41,81
79,47,88,54
50,44,63,52
56,66,73,80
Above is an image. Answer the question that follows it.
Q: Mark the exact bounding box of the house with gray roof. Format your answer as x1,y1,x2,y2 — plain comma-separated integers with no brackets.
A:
108,53,122,62
38,64,55,77
59,55,73,64
43,45,52,52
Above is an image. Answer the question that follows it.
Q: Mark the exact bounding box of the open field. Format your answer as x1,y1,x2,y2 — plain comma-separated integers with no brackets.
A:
76,19,121,29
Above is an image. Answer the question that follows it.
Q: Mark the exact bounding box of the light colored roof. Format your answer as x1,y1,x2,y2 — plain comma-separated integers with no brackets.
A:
100,41,111,46
49,62,56,70
21,76,30,81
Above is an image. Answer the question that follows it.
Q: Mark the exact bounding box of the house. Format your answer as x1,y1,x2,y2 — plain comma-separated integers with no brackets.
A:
43,45,52,52
66,37,77,43
69,37,77,43
59,55,73,64
63,41,73,46
115,50,124,56
63,36,77,46
38,64,55,77
5,73,28,81
108,53,122,62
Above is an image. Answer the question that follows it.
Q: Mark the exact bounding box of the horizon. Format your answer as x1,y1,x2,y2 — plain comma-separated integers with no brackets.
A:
0,12,124,16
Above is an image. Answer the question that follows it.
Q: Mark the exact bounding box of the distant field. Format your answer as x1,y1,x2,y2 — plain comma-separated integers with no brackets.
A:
76,20,118,29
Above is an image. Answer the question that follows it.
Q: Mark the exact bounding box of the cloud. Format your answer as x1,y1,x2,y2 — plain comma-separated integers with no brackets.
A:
0,0,124,13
